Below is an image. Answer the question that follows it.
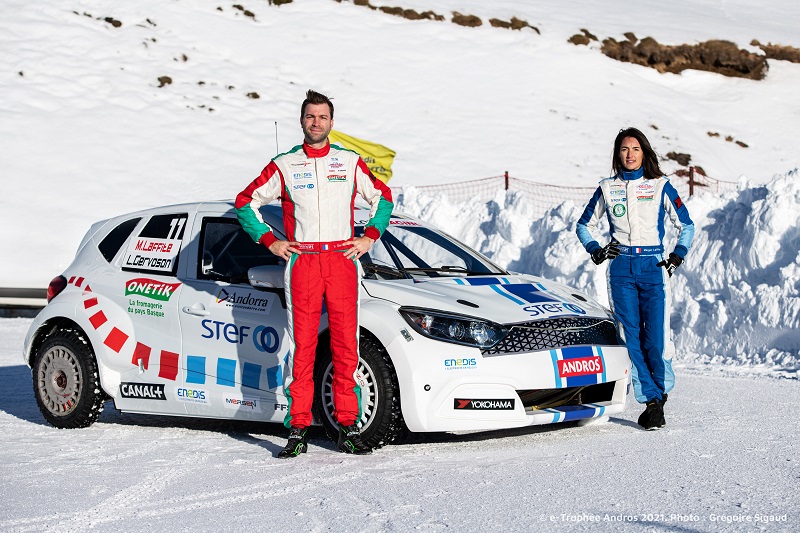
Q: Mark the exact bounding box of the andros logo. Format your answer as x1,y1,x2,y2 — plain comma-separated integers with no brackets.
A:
558,356,604,378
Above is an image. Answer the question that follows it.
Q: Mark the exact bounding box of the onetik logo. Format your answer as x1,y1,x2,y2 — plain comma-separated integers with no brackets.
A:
125,279,181,301
454,398,515,410
558,356,604,378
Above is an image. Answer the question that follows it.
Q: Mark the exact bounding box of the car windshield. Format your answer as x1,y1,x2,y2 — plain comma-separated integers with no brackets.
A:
359,221,506,280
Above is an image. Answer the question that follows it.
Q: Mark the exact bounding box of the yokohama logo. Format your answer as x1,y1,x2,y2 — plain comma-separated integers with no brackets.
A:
558,356,604,377
454,398,515,410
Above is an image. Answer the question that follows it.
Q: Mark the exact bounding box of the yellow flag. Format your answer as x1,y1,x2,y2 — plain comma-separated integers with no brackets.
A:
329,130,396,183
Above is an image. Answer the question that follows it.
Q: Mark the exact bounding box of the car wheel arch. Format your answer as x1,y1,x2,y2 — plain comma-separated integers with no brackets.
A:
312,327,408,448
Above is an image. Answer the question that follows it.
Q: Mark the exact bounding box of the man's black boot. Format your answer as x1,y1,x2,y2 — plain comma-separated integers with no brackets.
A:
637,399,666,430
337,424,372,455
278,427,309,458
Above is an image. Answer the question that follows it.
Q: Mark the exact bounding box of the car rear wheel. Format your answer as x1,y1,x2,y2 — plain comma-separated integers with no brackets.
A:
314,332,406,449
33,329,105,428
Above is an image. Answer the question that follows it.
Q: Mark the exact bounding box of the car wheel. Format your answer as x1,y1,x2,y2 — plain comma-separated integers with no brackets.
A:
314,332,407,449
32,329,106,428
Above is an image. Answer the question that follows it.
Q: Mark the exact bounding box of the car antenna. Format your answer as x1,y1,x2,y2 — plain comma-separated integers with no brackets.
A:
274,121,279,155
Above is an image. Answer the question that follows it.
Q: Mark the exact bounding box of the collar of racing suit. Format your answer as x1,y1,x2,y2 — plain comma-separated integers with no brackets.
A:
620,166,645,180
303,141,331,158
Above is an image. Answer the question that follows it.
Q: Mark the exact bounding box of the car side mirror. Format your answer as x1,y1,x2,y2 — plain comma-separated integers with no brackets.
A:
248,264,284,290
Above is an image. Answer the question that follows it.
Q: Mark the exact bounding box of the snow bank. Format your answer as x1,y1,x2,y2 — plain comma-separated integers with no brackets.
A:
396,171,800,376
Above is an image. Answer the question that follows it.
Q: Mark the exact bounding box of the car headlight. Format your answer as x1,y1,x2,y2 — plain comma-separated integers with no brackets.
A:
399,307,509,349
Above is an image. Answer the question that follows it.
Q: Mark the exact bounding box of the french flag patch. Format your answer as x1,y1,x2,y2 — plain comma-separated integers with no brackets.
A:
635,247,642,253
322,244,330,251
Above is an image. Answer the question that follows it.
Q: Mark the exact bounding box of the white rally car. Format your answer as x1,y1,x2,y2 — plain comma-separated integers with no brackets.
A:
24,202,630,447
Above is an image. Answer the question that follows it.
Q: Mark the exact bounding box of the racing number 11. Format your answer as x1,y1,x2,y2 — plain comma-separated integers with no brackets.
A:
168,218,186,240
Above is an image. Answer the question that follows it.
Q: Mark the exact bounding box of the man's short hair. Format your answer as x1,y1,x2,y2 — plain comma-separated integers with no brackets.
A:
301,89,334,119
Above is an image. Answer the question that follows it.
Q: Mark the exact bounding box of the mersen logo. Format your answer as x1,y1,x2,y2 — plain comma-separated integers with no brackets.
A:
444,358,477,370
120,382,166,400
223,396,261,412
454,398,515,410
558,356,604,378
125,278,181,301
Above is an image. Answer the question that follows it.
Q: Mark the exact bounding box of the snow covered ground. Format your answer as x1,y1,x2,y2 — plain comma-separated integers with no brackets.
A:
0,318,797,532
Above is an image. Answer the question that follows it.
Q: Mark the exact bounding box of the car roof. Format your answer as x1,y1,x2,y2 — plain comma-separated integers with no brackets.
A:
95,200,420,228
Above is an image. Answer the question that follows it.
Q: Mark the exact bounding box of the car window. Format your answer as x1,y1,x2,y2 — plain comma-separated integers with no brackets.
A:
121,213,187,276
98,217,141,263
361,223,505,279
198,217,281,282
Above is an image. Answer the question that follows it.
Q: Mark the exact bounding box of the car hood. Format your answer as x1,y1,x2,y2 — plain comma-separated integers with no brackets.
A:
361,274,611,325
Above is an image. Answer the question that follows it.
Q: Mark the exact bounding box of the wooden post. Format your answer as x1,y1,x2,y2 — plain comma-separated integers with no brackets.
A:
689,166,695,197
504,171,509,191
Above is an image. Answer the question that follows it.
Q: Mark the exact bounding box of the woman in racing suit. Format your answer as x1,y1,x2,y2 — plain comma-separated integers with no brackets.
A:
576,127,695,430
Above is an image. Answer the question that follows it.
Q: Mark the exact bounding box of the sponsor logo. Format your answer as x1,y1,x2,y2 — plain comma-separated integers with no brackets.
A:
674,196,683,209
558,356,604,377
290,161,312,167
523,302,586,318
454,398,515,410
612,204,626,217
388,219,421,226
292,183,316,190
215,289,271,312
327,175,347,181
637,195,654,201
175,387,209,404
637,182,655,193
274,403,288,411
120,382,166,400
126,278,181,301
610,188,626,196
327,157,345,171
223,395,262,412
444,358,477,370
201,319,280,353
292,171,314,180
610,197,626,204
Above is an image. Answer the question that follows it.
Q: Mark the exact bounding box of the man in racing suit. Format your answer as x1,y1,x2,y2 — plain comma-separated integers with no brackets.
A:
236,90,393,456
576,127,694,430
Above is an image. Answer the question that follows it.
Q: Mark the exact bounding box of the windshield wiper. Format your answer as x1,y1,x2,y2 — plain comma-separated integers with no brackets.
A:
362,263,406,278
401,265,489,276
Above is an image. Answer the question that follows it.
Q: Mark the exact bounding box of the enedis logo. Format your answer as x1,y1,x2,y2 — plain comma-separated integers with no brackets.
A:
125,278,181,301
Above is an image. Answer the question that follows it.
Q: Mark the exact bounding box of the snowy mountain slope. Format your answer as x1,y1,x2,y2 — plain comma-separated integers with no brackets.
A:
2,0,799,290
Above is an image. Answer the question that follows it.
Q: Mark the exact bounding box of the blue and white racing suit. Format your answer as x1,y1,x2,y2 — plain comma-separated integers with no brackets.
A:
576,167,695,404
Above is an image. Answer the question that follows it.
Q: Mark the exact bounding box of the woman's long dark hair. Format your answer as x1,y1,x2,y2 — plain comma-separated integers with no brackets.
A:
612,127,664,179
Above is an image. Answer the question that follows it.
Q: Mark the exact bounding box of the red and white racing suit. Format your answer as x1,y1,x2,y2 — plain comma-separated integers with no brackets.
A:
236,141,393,428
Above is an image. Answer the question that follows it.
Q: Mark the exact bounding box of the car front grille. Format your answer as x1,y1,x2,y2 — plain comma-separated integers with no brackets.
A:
517,381,616,410
481,316,620,356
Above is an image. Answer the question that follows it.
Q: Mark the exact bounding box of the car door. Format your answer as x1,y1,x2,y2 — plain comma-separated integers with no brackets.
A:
177,213,290,422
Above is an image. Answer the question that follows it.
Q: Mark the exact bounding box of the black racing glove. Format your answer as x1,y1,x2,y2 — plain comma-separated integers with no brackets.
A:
657,253,684,277
591,241,620,265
